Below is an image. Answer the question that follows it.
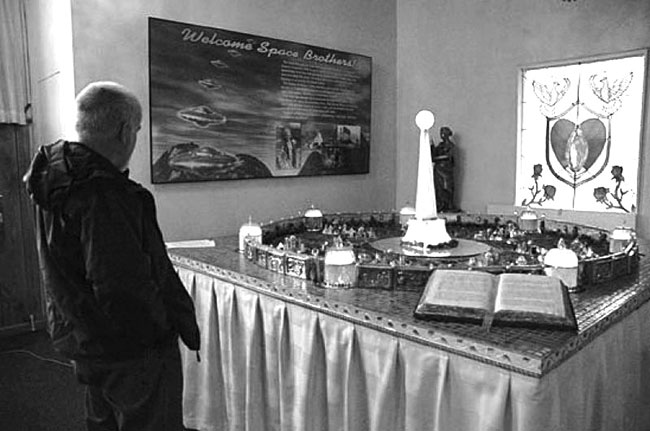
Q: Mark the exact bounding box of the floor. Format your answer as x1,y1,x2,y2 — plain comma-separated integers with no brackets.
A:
0,330,199,431
0,330,85,430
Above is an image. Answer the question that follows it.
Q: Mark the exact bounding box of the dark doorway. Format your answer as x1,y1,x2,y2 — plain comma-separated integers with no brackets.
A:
0,124,41,334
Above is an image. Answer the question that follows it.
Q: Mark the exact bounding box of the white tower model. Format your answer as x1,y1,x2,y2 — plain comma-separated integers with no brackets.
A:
401,110,452,249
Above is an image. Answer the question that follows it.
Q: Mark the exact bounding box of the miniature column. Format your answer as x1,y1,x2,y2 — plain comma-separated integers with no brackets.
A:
414,110,438,220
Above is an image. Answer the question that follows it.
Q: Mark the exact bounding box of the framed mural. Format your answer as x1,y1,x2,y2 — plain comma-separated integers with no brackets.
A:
148,17,372,183
515,50,647,214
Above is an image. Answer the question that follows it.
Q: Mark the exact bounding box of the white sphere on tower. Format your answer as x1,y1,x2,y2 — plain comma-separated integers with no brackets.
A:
415,110,435,130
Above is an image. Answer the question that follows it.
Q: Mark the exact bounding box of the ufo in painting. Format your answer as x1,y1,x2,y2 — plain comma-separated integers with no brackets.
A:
177,106,227,128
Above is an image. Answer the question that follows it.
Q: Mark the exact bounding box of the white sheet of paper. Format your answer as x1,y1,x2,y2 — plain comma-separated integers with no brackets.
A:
166,239,216,249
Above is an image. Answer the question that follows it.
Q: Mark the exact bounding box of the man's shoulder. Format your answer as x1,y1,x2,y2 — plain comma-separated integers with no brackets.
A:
72,173,143,194
65,174,149,213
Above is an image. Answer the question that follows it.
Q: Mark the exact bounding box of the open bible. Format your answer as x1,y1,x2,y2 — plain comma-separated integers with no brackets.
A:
414,269,578,331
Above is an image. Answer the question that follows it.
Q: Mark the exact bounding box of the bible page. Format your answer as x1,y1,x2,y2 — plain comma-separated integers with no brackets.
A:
493,274,565,317
422,270,496,311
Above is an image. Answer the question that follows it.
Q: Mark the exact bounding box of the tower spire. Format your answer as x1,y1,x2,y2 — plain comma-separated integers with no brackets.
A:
414,110,437,220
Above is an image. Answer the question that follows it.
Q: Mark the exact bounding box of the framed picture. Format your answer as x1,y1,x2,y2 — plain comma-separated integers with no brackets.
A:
148,17,372,183
515,50,647,214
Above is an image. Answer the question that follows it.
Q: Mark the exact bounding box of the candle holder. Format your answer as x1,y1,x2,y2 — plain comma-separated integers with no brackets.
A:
399,205,416,230
238,216,262,252
609,226,636,254
304,205,324,232
322,243,357,289
544,246,580,292
518,207,539,232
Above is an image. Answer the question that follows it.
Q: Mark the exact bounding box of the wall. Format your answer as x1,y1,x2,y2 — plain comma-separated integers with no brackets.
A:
66,0,397,241
396,0,650,237
25,0,76,148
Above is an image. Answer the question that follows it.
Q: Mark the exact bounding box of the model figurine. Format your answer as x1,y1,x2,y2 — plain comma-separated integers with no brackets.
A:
431,126,456,212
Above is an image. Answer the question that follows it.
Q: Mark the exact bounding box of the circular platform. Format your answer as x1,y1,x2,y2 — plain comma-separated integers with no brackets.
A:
370,237,491,259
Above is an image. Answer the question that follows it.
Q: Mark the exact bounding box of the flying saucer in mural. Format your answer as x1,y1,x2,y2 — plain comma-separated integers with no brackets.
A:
176,105,227,128
197,79,223,91
210,59,230,69
152,142,272,182
168,145,243,173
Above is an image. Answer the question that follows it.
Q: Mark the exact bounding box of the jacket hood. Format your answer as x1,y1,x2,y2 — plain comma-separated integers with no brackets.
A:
23,140,128,210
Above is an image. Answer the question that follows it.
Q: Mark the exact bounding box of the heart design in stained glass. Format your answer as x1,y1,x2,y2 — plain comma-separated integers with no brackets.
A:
550,118,606,173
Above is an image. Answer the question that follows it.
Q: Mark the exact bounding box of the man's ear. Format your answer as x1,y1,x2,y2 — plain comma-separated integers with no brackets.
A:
119,121,132,144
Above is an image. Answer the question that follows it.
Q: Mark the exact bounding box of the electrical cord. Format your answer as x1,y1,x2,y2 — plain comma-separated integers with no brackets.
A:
0,349,73,368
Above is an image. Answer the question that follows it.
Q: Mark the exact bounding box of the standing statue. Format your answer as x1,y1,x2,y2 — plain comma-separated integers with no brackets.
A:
431,126,456,212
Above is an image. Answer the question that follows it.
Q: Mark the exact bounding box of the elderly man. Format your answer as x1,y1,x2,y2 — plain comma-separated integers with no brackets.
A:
23,82,200,431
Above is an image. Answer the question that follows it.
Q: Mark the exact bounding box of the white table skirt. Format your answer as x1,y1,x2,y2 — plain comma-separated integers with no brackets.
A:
177,266,650,431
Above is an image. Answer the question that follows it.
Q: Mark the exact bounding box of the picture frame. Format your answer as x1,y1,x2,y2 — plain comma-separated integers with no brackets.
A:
148,17,372,183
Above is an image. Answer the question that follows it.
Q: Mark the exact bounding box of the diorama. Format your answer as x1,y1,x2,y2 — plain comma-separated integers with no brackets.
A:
244,210,638,291
162,48,644,331
238,106,640,310
148,17,372,183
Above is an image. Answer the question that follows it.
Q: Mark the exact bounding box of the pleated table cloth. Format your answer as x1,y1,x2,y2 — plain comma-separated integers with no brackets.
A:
172,240,650,431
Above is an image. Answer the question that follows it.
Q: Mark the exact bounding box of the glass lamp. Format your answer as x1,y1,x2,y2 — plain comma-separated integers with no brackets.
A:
399,205,416,230
543,246,579,291
609,226,636,253
304,205,324,232
518,207,539,232
238,216,262,252
322,244,357,289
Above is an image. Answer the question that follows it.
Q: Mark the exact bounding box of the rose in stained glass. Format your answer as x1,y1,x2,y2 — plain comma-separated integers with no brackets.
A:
543,185,556,200
593,187,609,203
532,164,543,179
611,165,624,182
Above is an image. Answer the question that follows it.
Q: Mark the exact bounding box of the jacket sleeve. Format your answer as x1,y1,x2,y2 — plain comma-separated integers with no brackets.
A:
78,184,171,348
158,256,201,351
142,191,201,352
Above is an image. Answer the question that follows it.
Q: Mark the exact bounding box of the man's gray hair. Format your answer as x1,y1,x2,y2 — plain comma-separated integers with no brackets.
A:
75,81,142,141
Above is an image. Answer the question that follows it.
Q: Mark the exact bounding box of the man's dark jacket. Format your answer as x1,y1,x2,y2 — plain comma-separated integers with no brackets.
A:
23,140,200,361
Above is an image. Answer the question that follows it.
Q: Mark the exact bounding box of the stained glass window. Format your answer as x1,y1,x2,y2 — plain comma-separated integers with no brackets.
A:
516,51,646,214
